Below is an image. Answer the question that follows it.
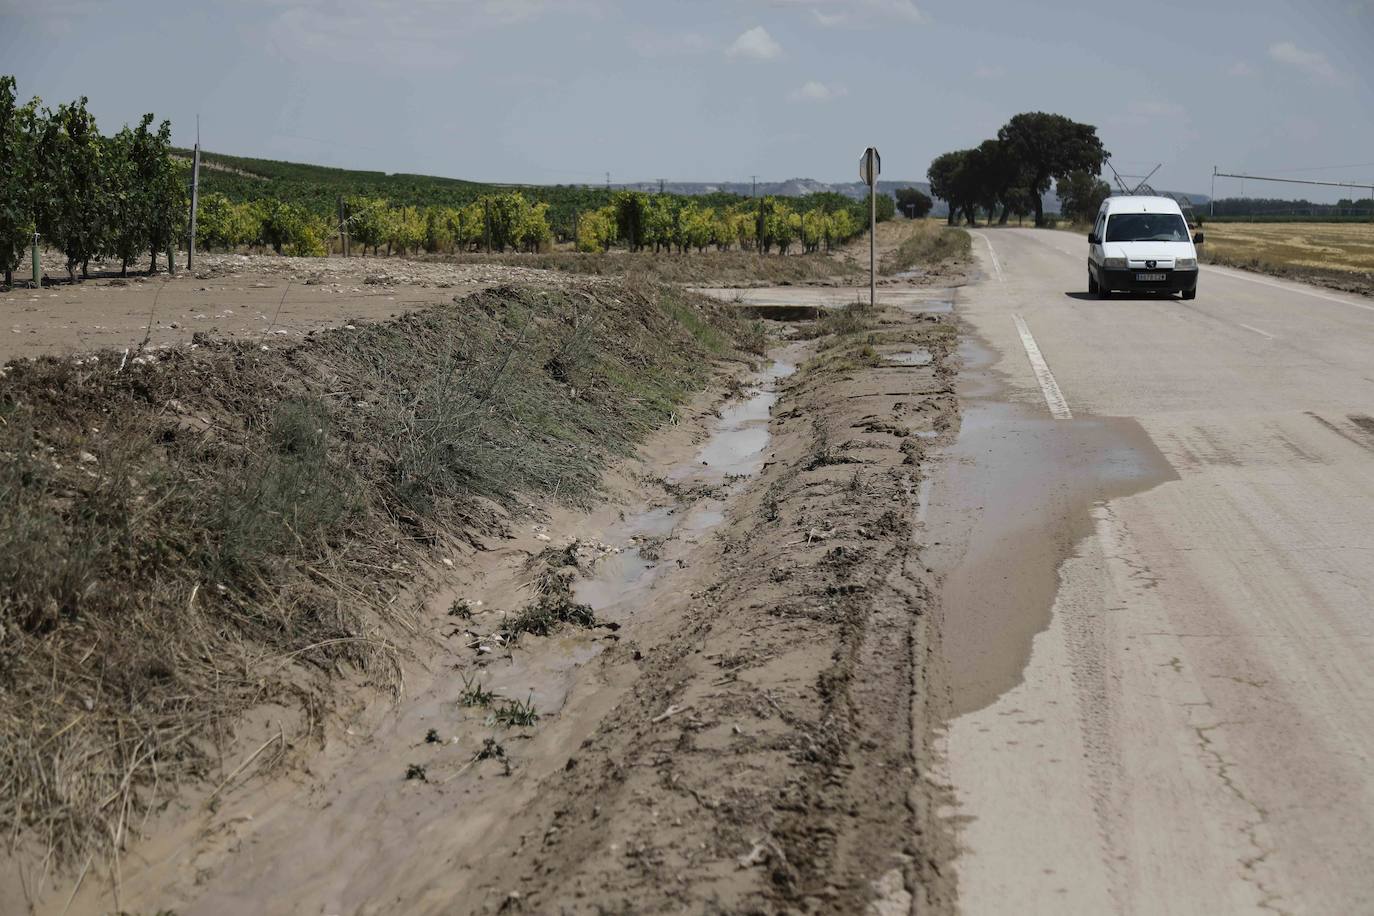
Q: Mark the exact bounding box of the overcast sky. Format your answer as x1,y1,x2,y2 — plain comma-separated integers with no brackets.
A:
2,0,1371,200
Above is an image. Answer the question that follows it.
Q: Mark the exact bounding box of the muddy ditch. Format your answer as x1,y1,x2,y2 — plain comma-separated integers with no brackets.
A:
4,280,966,914
437,299,963,914
0,278,764,907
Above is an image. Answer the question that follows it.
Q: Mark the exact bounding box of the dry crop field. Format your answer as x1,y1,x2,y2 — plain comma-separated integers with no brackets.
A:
1201,221,1374,294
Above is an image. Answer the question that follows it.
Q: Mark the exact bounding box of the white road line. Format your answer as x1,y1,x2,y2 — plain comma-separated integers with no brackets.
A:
1012,314,1073,419
1237,323,1275,340
970,231,1004,281
1199,265,1374,312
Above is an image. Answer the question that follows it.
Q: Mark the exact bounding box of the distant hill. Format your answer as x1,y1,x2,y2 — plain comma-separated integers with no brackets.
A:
174,149,1205,222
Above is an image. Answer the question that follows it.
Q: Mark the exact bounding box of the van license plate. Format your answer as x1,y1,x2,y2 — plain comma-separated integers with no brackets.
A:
1136,272,1166,281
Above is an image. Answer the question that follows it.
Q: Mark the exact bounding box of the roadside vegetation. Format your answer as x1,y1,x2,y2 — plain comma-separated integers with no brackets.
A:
1200,221,1374,295
880,220,972,275
0,279,759,868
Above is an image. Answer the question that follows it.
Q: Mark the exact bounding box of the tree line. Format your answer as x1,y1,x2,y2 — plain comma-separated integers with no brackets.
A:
927,112,1110,227
1,76,186,286
1207,196,1374,220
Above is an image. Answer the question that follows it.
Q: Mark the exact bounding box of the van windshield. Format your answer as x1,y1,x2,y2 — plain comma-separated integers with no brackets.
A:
1105,213,1190,242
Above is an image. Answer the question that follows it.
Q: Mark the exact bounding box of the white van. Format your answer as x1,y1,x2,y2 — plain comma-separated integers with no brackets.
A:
1087,195,1203,300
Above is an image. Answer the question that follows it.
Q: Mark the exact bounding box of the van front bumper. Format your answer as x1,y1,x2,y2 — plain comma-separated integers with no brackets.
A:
1098,266,1198,293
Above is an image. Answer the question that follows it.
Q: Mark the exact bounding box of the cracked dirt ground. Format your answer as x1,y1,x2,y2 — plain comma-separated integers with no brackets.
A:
930,228,1374,915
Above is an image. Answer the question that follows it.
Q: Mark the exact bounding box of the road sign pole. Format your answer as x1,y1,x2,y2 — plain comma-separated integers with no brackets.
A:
859,146,880,307
869,173,876,307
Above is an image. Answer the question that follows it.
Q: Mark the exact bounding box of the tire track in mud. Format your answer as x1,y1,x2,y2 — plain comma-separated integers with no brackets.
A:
458,303,961,914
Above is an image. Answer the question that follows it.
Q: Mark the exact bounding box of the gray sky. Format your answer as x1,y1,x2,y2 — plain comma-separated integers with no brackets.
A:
3,0,1372,200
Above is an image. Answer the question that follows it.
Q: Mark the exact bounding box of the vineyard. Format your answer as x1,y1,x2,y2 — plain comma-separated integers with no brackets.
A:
0,77,184,285
0,74,892,286
194,188,875,260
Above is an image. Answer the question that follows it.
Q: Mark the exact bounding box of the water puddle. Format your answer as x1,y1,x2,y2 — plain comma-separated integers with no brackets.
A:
887,348,933,367
922,336,1177,716
576,353,798,615
670,357,797,482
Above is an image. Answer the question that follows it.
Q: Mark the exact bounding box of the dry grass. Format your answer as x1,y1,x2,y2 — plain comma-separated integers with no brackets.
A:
879,221,972,276
1201,222,1374,277
0,280,755,874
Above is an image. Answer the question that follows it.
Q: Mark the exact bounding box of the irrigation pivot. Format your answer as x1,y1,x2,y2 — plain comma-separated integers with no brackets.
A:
860,146,881,306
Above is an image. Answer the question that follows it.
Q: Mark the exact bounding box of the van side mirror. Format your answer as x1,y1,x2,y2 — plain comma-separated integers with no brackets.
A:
1088,232,1100,245
1193,232,1205,245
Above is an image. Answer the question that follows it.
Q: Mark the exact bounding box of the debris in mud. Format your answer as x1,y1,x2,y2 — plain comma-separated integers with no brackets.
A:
458,675,498,708
504,542,601,640
490,696,540,728
425,728,442,744
405,763,428,782
474,737,511,775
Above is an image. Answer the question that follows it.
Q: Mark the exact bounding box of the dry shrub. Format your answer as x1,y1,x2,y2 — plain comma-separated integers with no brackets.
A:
880,222,972,276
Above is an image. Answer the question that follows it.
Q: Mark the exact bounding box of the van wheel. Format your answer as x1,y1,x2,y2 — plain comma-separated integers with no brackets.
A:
1088,271,1099,294
1182,289,1196,300
1097,283,1111,300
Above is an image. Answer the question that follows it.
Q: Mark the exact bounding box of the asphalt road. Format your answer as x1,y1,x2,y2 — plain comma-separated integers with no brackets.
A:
930,227,1374,915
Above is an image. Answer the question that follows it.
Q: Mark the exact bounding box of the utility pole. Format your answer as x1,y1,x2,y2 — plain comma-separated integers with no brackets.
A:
606,171,611,191
187,119,200,271
751,175,757,198
657,178,665,194
1210,166,1216,218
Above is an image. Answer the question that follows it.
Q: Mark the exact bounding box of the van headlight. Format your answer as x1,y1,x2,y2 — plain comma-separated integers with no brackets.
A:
1175,257,1197,269
1103,257,1126,268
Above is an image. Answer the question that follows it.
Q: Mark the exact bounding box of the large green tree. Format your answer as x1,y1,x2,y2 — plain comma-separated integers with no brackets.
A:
894,187,933,219
997,112,1108,226
928,150,983,226
927,151,969,226
1056,170,1112,224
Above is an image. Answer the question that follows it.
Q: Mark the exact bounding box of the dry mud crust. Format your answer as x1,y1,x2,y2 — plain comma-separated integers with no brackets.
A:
0,279,755,886
460,303,959,914
417,249,865,289
0,252,585,363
